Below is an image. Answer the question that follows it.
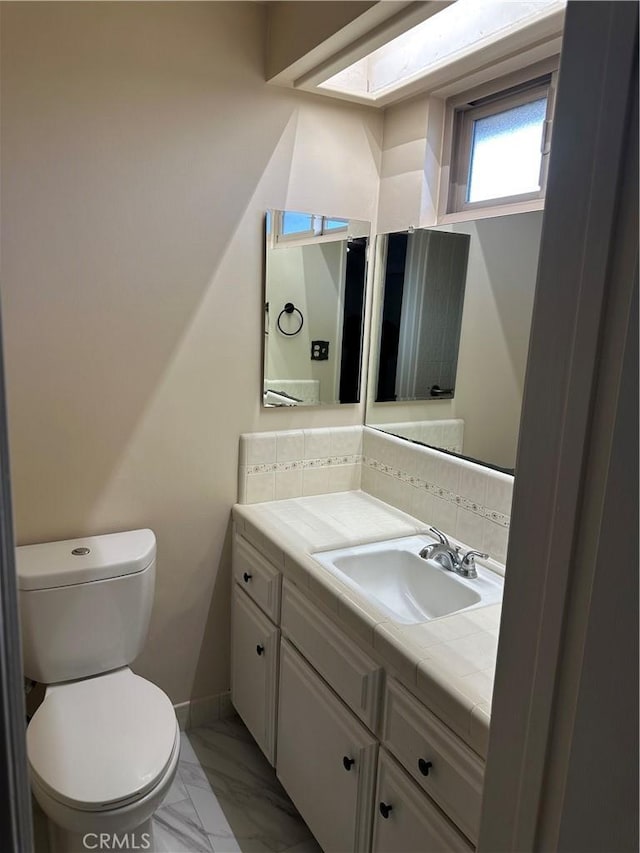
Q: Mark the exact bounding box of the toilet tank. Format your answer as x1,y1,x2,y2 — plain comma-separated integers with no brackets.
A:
17,529,156,684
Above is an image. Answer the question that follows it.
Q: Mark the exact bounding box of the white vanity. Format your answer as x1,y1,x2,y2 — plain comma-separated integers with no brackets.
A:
230,490,504,853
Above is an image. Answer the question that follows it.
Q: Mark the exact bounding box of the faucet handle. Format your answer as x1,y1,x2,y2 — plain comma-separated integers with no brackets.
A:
461,549,489,566
428,526,451,548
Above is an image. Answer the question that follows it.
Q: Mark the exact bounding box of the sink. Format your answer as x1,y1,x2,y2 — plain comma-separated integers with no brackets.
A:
312,535,503,625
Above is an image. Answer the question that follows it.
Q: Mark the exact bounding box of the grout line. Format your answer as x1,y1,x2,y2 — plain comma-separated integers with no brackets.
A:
246,454,362,474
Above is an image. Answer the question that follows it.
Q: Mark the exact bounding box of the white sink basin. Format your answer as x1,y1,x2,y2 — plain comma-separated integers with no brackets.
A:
313,535,503,625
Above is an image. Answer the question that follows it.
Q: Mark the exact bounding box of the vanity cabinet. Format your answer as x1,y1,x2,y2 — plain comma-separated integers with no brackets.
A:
231,585,279,764
277,639,378,853
372,749,473,853
231,528,486,852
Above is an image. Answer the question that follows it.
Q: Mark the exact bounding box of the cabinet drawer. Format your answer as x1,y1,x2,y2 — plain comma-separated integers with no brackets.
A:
233,534,281,623
231,586,279,765
281,580,383,732
277,640,378,853
373,749,473,853
382,679,484,844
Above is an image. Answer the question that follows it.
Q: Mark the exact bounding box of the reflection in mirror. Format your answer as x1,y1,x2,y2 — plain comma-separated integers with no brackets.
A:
263,210,370,407
375,229,470,402
366,211,543,471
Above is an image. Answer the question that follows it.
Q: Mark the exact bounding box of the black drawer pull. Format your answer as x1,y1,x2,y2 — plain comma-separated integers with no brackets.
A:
418,758,433,776
256,644,265,656
243,572,252,583
342,756,355,771
379,802,393,820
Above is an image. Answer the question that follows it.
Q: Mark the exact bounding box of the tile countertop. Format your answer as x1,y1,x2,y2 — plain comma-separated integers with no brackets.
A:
232,491,503,760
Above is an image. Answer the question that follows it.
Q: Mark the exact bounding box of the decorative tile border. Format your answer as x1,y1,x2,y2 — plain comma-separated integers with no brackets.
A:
363,456,510,528
246,454,362,475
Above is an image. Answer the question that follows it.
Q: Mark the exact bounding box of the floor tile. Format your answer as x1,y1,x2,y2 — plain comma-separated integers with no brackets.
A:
187,782,238,836
153,797,214,852
180,730,202,764
185,719,312,852
180,757,211,789
162,772,190,807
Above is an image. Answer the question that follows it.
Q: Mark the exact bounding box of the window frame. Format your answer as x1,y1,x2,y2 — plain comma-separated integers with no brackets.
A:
441,58,559,219
271,211,349,247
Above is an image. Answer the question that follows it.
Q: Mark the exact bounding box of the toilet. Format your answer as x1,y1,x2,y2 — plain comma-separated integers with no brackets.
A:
17,529,179,853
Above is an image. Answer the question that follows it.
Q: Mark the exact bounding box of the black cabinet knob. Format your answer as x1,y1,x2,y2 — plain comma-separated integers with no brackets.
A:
418,758,433,776
342,756,355,771
243,572,252,583
256,644,265,656
379,802,393,820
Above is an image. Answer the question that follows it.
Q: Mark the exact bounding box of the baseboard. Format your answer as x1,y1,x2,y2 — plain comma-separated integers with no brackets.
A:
174,690,234,731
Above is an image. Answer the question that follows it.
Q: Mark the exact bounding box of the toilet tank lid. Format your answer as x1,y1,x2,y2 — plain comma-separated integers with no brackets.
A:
16,529,156,591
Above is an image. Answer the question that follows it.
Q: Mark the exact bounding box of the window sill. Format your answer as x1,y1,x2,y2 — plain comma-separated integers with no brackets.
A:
437,197,545,226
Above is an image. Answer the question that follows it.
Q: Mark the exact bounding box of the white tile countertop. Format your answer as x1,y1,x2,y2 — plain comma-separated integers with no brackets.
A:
232,491,502,759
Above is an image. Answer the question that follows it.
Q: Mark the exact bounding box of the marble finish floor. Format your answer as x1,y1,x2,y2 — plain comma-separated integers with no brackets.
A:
32,716,323,853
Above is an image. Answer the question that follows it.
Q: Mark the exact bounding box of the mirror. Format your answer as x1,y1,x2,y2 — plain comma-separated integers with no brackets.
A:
263,210,370,407
366,211,543,471
374,229,471,403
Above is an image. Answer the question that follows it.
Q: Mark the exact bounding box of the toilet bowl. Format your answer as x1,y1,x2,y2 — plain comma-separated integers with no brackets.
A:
28,668,179,852
17,530,178,853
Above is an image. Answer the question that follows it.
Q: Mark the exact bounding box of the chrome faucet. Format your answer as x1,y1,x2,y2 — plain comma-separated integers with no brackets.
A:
419,527,488,579
419,527,461,572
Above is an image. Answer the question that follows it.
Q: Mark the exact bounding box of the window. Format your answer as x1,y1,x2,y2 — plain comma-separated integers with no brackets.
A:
281,211,316,237
270,211,349,245
447,68,557,214
323,218,350,232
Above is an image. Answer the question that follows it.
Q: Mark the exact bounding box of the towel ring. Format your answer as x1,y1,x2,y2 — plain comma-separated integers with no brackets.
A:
277,302,304,336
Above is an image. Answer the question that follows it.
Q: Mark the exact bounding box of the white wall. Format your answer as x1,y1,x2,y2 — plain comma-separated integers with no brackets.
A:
376,93,444,234
0,1,382,704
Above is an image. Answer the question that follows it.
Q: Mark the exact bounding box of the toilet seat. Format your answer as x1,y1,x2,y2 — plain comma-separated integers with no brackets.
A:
27,668,178,812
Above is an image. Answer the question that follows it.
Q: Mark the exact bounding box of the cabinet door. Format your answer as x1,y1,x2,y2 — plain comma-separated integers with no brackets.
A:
372,750,473,853
277,640,378,853
231,585,279,765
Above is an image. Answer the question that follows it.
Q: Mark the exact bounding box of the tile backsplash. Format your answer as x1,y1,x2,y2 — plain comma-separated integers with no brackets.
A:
237,425,513,564
238,427,362,504
362,427,513,563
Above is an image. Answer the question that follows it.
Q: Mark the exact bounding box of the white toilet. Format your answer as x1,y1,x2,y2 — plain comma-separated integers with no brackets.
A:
17,529,179,853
